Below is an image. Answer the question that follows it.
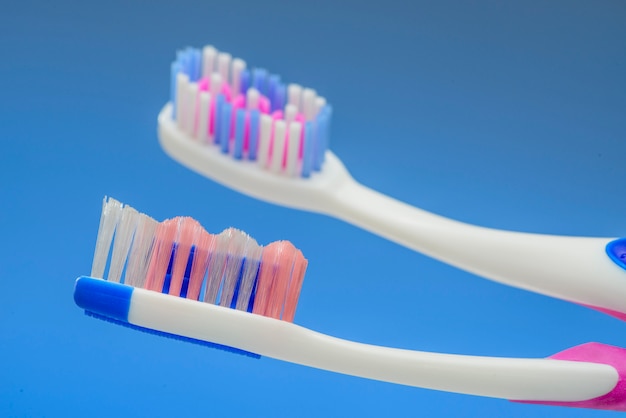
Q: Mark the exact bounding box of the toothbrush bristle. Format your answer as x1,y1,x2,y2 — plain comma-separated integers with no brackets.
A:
167,217,200,297
91,197,307,322
91,197,122,278
107,205,139,283
169,45,332,178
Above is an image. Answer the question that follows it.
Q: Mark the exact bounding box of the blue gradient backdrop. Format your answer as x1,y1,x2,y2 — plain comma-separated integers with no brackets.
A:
1,1,625,416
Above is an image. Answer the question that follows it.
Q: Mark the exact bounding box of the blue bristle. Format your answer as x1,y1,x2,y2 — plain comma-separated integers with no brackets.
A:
214,94,225,146
85,311,261,359
230,259,247,309
247,266,261,313
162,244,177,294
313,107,332,171
252,68,268,95
267,74,280,111
176,49,185,67
179,49,191,77
302,121,314,178
320,106,332,166
198,272,208,302
275,84,286,112
248,110,260,160
240,69,250,95
190,48,201,82
233,109,245,160
186,49,195,80
171,62,181,119
180,245,195,298
220,102,232,154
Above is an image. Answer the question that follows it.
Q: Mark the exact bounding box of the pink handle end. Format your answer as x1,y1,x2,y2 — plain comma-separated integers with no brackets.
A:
513,343,626,411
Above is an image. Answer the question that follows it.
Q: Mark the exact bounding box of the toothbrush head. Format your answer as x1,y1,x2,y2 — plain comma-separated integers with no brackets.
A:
84,196,308,323
159,45,351,212
169,46,332,177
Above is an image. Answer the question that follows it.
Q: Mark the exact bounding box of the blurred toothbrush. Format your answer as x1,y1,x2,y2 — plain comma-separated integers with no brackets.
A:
74,197,626,412
157,45,626,321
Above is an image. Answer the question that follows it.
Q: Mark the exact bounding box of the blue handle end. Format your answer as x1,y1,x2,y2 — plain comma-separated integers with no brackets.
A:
606,238,626,271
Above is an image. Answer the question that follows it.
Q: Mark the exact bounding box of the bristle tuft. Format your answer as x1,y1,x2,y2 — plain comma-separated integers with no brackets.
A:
107,205,139,283
169,45,331,177
91,198,308,322
91,197,123,279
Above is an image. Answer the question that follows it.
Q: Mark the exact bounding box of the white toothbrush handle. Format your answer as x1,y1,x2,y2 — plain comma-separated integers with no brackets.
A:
125,286,617,402
325,179,626,314
157,106,626,315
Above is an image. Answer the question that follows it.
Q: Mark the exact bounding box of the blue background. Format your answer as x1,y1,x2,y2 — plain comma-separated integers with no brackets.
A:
2,1,625,416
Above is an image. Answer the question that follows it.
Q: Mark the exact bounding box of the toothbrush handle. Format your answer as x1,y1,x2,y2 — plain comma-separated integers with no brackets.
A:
77,277,623,409
326,179,626,316
122,283,619,406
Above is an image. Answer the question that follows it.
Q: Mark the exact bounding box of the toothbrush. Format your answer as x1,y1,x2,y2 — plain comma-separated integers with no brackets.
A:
74,197,626,412
157,45,626,321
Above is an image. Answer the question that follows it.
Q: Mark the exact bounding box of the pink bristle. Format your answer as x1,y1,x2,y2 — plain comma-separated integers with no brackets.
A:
253,241,297,319
282,125,290,169
266,112,284,162
144,218,178,292
186,229,215,301
209,96,216,138
232,94,245,108
243,110,251,152
168,217,200,296
265,241,297,319
252,243,279,316
282,250,308,322
198,78,209,91
259,96,270,114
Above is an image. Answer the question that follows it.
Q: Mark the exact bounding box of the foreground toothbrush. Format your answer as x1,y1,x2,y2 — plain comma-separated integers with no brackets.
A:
74,197,626,411
157,45,626,321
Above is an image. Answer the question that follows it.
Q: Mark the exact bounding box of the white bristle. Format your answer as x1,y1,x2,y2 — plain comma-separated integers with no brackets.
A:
257,114,273,169
202,45,217,77
271,120,287,174
91,197,123,278
284,104,298,123
231,58,246,98
246,87,260,110
220,229,249,308
217,52,232,85
204,229,230,304
234,238,262,311
185,82,198,136
124,213,158,288
107,205,139,283
176,73,189,130
315,96,327,117
302,88,317,121
197,91,211,143
287,84,302,111
210,73,222,98
286,122,302,177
